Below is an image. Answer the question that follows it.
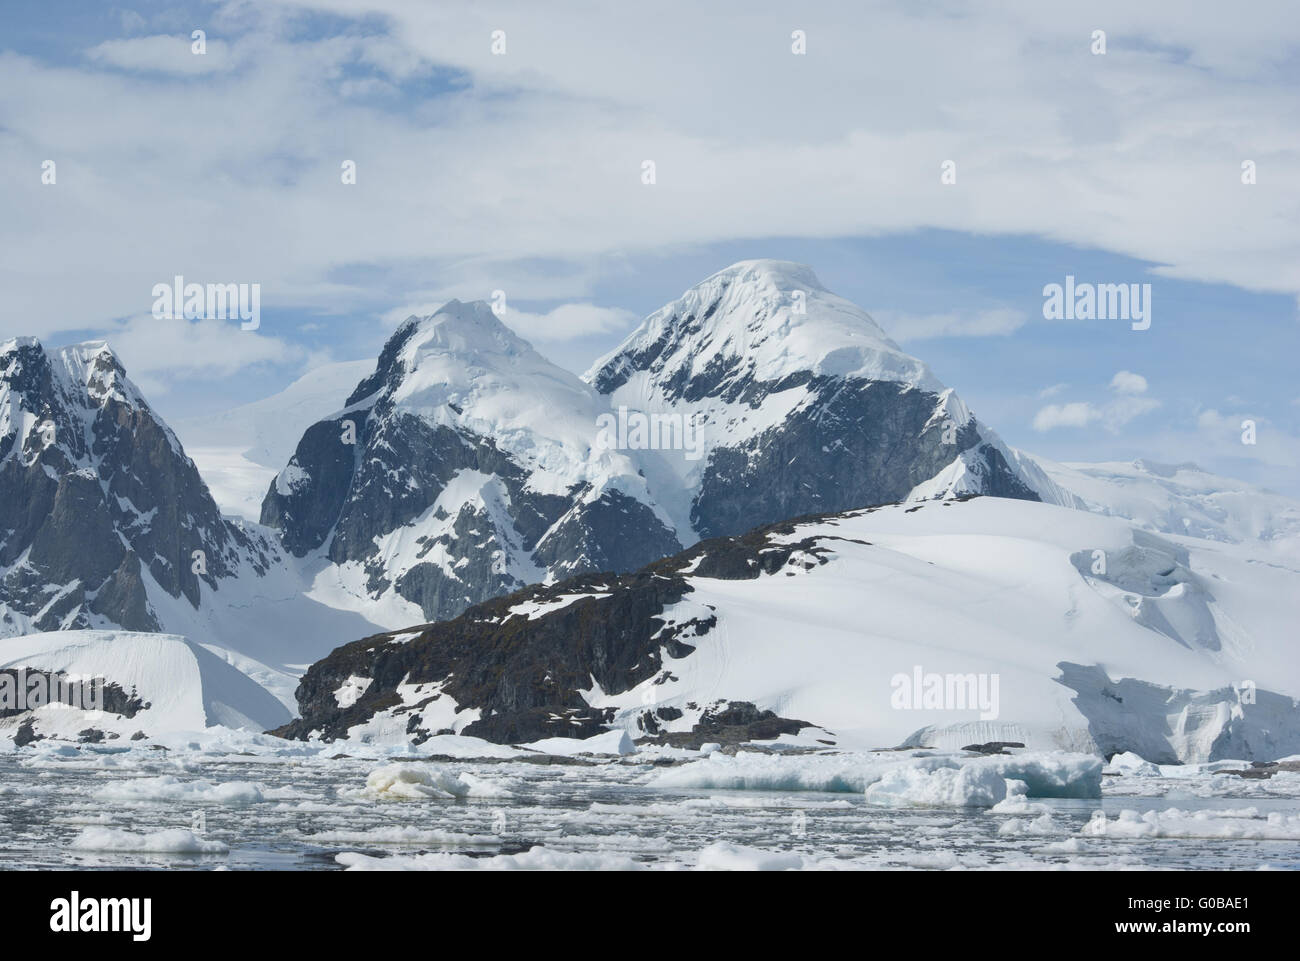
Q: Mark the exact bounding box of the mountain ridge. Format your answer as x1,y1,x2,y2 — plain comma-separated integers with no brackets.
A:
253,263,1068,628
273,495,1300,761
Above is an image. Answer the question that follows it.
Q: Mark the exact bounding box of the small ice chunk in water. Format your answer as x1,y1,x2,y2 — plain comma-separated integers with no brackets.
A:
359,763,514,799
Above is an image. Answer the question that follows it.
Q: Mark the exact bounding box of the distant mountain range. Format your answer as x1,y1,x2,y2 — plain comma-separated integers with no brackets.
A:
3,261,1298,755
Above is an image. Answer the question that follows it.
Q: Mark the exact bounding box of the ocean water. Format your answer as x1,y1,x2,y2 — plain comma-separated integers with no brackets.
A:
2,748,1299,870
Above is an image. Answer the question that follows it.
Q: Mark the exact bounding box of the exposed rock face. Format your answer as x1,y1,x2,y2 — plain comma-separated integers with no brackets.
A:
259,302,682,623
270,509,841,745
688,377,1037,538
961,741,1027,756
13,718,40,747
0,339,274,635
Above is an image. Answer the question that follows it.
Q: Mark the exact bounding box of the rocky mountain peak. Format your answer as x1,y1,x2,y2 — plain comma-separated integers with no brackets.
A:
52,340,140,409
0,338,273,636
586,259,941,403
344,300,549,412
399,299,530,359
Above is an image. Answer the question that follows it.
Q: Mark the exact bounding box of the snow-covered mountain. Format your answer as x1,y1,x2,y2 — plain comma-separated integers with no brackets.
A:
586,260,1074,537
0,337,386,674
276,496,1300,763
7,263,1296,754
261,263,1074,626
0,338,275,634
259,301,683,624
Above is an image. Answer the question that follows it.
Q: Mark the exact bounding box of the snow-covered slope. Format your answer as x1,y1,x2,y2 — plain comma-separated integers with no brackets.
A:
176,360,374,521
278,496,1300,763
177,360,374,470
1033,456,1300,550
0,630,291,741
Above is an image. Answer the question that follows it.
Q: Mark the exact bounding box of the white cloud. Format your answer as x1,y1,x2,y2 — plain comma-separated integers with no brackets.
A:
1038,382,1069,398
99,313,305,394
374,301,635,343
1033,374,1160,431
1184,408,1300,471
1197,409,1231,431
86,34,234,74
500,303,638,343
1033,402,1100,431
1110,370,1149,394
379,303,445,329
873,308,1027,342
1102,395,1161,430
118,11,147,34
4,2,1300,345
1196,408,1263,439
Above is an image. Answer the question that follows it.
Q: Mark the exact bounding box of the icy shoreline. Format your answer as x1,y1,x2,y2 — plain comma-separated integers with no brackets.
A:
4,733,1299,871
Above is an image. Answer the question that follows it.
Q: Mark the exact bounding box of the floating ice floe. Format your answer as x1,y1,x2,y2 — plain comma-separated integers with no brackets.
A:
866,763,1008,809
652,749,1101,806
1103,752,1162,777
70,827,229,854
522,729,635,756
91,775,271,805
336,847,644,871
990,779,1052,815
302,826,499,846
693,842,810,871
352,763,515,800
1082,807,1300,840
997,812,1058,836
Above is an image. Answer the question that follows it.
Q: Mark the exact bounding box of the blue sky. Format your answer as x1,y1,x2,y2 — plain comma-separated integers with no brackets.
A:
2,0,1298,492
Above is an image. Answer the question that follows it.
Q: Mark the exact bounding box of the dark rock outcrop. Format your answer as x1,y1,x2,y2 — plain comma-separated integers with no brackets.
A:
961,741,1026,755
271,507,858,745
639,701,812,750
0,668,147,719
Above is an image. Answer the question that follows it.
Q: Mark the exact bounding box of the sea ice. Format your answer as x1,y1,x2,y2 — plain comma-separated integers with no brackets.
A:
70,827,229,854
354,763,515,800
